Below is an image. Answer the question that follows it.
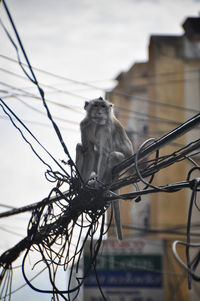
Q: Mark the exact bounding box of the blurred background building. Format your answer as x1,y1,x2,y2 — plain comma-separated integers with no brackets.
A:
105,16,200,301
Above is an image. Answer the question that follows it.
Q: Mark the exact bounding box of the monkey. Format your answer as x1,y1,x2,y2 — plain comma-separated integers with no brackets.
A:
76,97,134,239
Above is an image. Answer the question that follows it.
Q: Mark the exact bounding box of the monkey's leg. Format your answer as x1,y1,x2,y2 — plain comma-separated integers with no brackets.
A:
76,143,84,176
76,143,97,183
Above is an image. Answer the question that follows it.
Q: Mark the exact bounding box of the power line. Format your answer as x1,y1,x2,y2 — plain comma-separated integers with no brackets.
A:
0,81,84,114
117,62,200,81
0,54,104,91
0,97,71,176
1,53,200,91
117,223,200,238
1,54,199,114
0,226,24,237
0,114,78,132
0,6,77,180
15,96,79,126
118,110,182,127
0,66,86,100
1,5,200,298
0,80,188,127
0,111,183,148
1,64,200,100
107,89,199,115
112,113,200,176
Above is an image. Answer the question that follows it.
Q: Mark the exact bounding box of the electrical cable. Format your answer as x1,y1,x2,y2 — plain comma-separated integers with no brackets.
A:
0,79,189,128
1,54,199,114
0,97,70,177
134,137,169,192
0,113,78,132
1,0,79,181
113,113,200,176
15,95,79,126
0,81,84,114
172,241,200,281
1,1,200,300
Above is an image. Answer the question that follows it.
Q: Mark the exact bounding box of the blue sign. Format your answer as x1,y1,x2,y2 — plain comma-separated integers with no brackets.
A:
84,270,162,288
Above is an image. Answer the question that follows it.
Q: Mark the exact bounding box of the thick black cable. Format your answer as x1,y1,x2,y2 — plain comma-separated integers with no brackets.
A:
186,169,200,288
134,137,168,192
113,113,200,175
0,19,35,84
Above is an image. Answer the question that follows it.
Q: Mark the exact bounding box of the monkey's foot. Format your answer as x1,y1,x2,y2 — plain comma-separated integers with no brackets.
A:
87,176,105,190
87,177,97,187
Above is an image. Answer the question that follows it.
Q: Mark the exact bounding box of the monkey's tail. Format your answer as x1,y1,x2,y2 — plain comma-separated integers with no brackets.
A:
112,200,123,240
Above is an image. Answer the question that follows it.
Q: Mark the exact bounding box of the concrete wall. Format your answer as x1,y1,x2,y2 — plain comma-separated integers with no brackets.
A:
106,26,200,301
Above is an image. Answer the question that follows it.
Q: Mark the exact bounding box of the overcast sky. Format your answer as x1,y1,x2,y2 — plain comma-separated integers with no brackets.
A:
0,0,200,299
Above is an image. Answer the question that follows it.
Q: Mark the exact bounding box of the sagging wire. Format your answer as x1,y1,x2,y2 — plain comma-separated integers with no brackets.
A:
0,97,68,177
1,1,200,299
172,168,200,289
1,54,200,116
1,0,81,182
186,168,200,288
172,241,200,281
134,137,167,198
0,1,106,299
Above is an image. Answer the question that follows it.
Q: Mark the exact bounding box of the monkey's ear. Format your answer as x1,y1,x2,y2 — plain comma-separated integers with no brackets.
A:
84,101,89,110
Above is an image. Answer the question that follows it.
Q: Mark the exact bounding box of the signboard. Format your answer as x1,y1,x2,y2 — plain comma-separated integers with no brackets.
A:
84,238,164,301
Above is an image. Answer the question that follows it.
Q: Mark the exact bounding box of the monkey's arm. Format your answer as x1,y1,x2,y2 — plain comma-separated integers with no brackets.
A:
96,128,112,183
76,125,96,182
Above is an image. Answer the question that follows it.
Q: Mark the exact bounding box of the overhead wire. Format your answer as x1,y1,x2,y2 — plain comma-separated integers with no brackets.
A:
0,94,186,143
111,222,200,238
14,96,79,126
0,0,77,180
0,66,86,101
0,98,52,169
0,226,24,238
0,114,79,132
1,1,200,299
1,61,198,128
0,54,199,114
1,61,200,102
172,241,200,281
1,54,200,85
108,89,199,115
0,81,83,114
1,95,183,146
0,79,189,128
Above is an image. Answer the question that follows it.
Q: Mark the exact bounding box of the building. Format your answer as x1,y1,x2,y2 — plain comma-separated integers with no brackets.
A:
106,16,200,301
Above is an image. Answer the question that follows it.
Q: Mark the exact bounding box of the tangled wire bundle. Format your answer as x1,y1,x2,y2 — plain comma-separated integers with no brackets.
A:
0,170,113,300
0,125,200,300
1,0,200,300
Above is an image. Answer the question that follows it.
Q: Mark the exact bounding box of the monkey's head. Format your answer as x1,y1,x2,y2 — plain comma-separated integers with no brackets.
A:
84,97,113,125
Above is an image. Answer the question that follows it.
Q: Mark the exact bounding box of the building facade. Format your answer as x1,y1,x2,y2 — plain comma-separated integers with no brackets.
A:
106,16,200,301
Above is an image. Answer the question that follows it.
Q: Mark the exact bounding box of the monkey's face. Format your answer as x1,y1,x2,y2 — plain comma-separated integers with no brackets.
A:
85,99,112,125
